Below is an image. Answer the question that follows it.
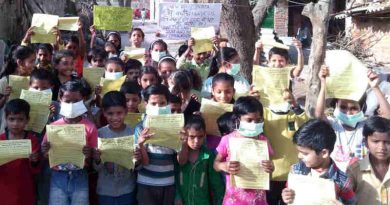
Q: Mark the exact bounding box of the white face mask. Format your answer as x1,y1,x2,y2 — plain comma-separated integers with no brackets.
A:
60,100,87,119
237,121,264,137
269,102,291,113
28,87,52,94
105,71,123,80
145,104,171,116
108,53,118,58
151,51,166,62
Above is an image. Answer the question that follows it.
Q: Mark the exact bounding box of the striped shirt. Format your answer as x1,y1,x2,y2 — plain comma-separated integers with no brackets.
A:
135,121,177,186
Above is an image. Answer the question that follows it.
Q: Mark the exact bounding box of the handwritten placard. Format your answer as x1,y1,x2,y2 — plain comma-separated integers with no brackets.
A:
158,3,222,40
93,5,133,31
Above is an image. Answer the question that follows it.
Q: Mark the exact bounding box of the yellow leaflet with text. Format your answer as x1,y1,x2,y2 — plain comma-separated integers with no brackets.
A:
0,139,31,166
100,76,126,95
229,137,269,190
83,67,105,90
98,136,134,170
93,6,133,31
144,114,184,150
252,66,290,107
20,89,52,133
31,13,59,44
288,174,336,205
191,27,215,54
123,47,145,60
47,124,86,168
200,98,233,136
8,75,30,100
325,50,368,101
58,17,79,31
124,113,144,128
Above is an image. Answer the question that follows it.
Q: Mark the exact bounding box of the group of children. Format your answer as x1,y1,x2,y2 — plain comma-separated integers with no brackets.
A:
0,20,389,205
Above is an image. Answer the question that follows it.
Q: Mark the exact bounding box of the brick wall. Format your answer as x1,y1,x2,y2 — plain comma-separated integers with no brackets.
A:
351,17,390,65
274,0,289,36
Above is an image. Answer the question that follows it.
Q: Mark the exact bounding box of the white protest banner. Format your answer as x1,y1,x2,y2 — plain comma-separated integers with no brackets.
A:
158,3,222,40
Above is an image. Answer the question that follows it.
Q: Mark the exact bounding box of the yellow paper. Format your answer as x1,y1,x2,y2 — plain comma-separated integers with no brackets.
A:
20,89,52,133
31,13,59,44
0,139,32,165
58,17,79,31
288,174,336,205
8,75,30,100
98,136,134,170
93,6,133,31
124,113,144,128
83,67,105,89
252,66,290,107
100,76,126,95
191,27,215,54
325,50,368,101
262,39,290,50
229,137,269,190
123,47,145,60
144,114,185,150
200,98,233,136
47,124,86,168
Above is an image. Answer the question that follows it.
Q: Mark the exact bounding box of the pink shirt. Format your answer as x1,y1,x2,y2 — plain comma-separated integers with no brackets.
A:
216,131,274,205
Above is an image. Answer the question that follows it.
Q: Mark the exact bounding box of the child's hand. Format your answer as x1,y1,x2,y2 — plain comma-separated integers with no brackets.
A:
192,111,202,116
190,93,199,102
249,85,260,100
82,146,93,158
95,85,102,96
134,146,142,161
52,27,60,37
367,69,380,89
255,39,263,50
292,38,303,50
318,65,329,82
282,89,295,104
179,129,188,146
261,160,274,173
211,36,220,46
89,25,96,35
175,199,184,205
29,152,40,163
227,161,240,175
331,200,344,205
49,103,56,114
188,38,195,47
121,53,129,63
4,86,12,96
282,188,295,204
93,148,101,162
22,26,35,42
77,19,83,31
41,142,50,157
138,128,154,145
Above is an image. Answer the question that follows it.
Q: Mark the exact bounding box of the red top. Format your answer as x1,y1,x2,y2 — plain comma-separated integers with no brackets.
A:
75,55,84,77
0,131,41,205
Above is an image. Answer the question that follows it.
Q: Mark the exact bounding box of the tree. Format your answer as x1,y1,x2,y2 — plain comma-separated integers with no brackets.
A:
302,1,332,117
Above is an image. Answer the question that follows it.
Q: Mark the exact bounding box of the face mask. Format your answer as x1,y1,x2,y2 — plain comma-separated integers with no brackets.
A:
146,104,171,116
238,121,264,137
227,63,240,76
334,107,365,128
105,71,123,80
151,51,166,62
60,100,87,119
108,53,118,58
270,102,291,113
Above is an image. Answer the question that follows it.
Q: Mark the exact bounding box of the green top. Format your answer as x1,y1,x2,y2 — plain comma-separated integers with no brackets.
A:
175,146,225,205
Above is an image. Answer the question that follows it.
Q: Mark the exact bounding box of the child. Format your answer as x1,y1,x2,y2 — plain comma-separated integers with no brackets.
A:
128,28,145,48
41,80,98,205
217,112,235,138
36,44,54,70
175,115,225,205
87,47,108,68
134,84,186,205
138,66,161,90
93,91,137,205
0,99,40,205
347,116,390,205
170,94,182,114
0,45,35,132
158,55,177,86
104,57,125,80
316,66,390,171
168,69,200,120
149,39,168,65
52,50,79,101
176,44,192,67
105,42,119,58
282,119,356,205
214,96,274,205
106,32,122,54
63,31,86,77
124,59,142,82
120,81,142,113
201,47,250,98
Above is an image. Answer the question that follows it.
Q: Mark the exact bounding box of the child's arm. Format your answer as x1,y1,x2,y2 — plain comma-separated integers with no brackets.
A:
0,86,12,109
177,129,189,165
291,38,304,78
368,70,390,119
21,26,35,46
253,40,263,66
89,25,97,49
53,27,62,51
213,153,240,175
77,20,86,59
137,128,153,166
282,188,295,204
315,65,329,120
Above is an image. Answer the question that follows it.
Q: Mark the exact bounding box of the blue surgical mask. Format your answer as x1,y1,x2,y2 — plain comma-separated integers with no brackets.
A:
237,121,264,137
105,71,123,80
151,51,166,62
334,107,365,128
146,104,171,116
227,63,241,76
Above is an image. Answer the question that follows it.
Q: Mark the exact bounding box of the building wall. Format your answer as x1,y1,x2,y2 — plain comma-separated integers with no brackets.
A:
274,0,289,36
351,17,390,65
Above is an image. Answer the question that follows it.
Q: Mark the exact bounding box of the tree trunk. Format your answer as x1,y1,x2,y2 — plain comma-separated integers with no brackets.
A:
221,0,256,82
302,1,332,118
252,0,277,36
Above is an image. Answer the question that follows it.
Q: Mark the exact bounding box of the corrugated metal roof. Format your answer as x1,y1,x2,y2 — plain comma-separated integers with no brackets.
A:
334,2,390,19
